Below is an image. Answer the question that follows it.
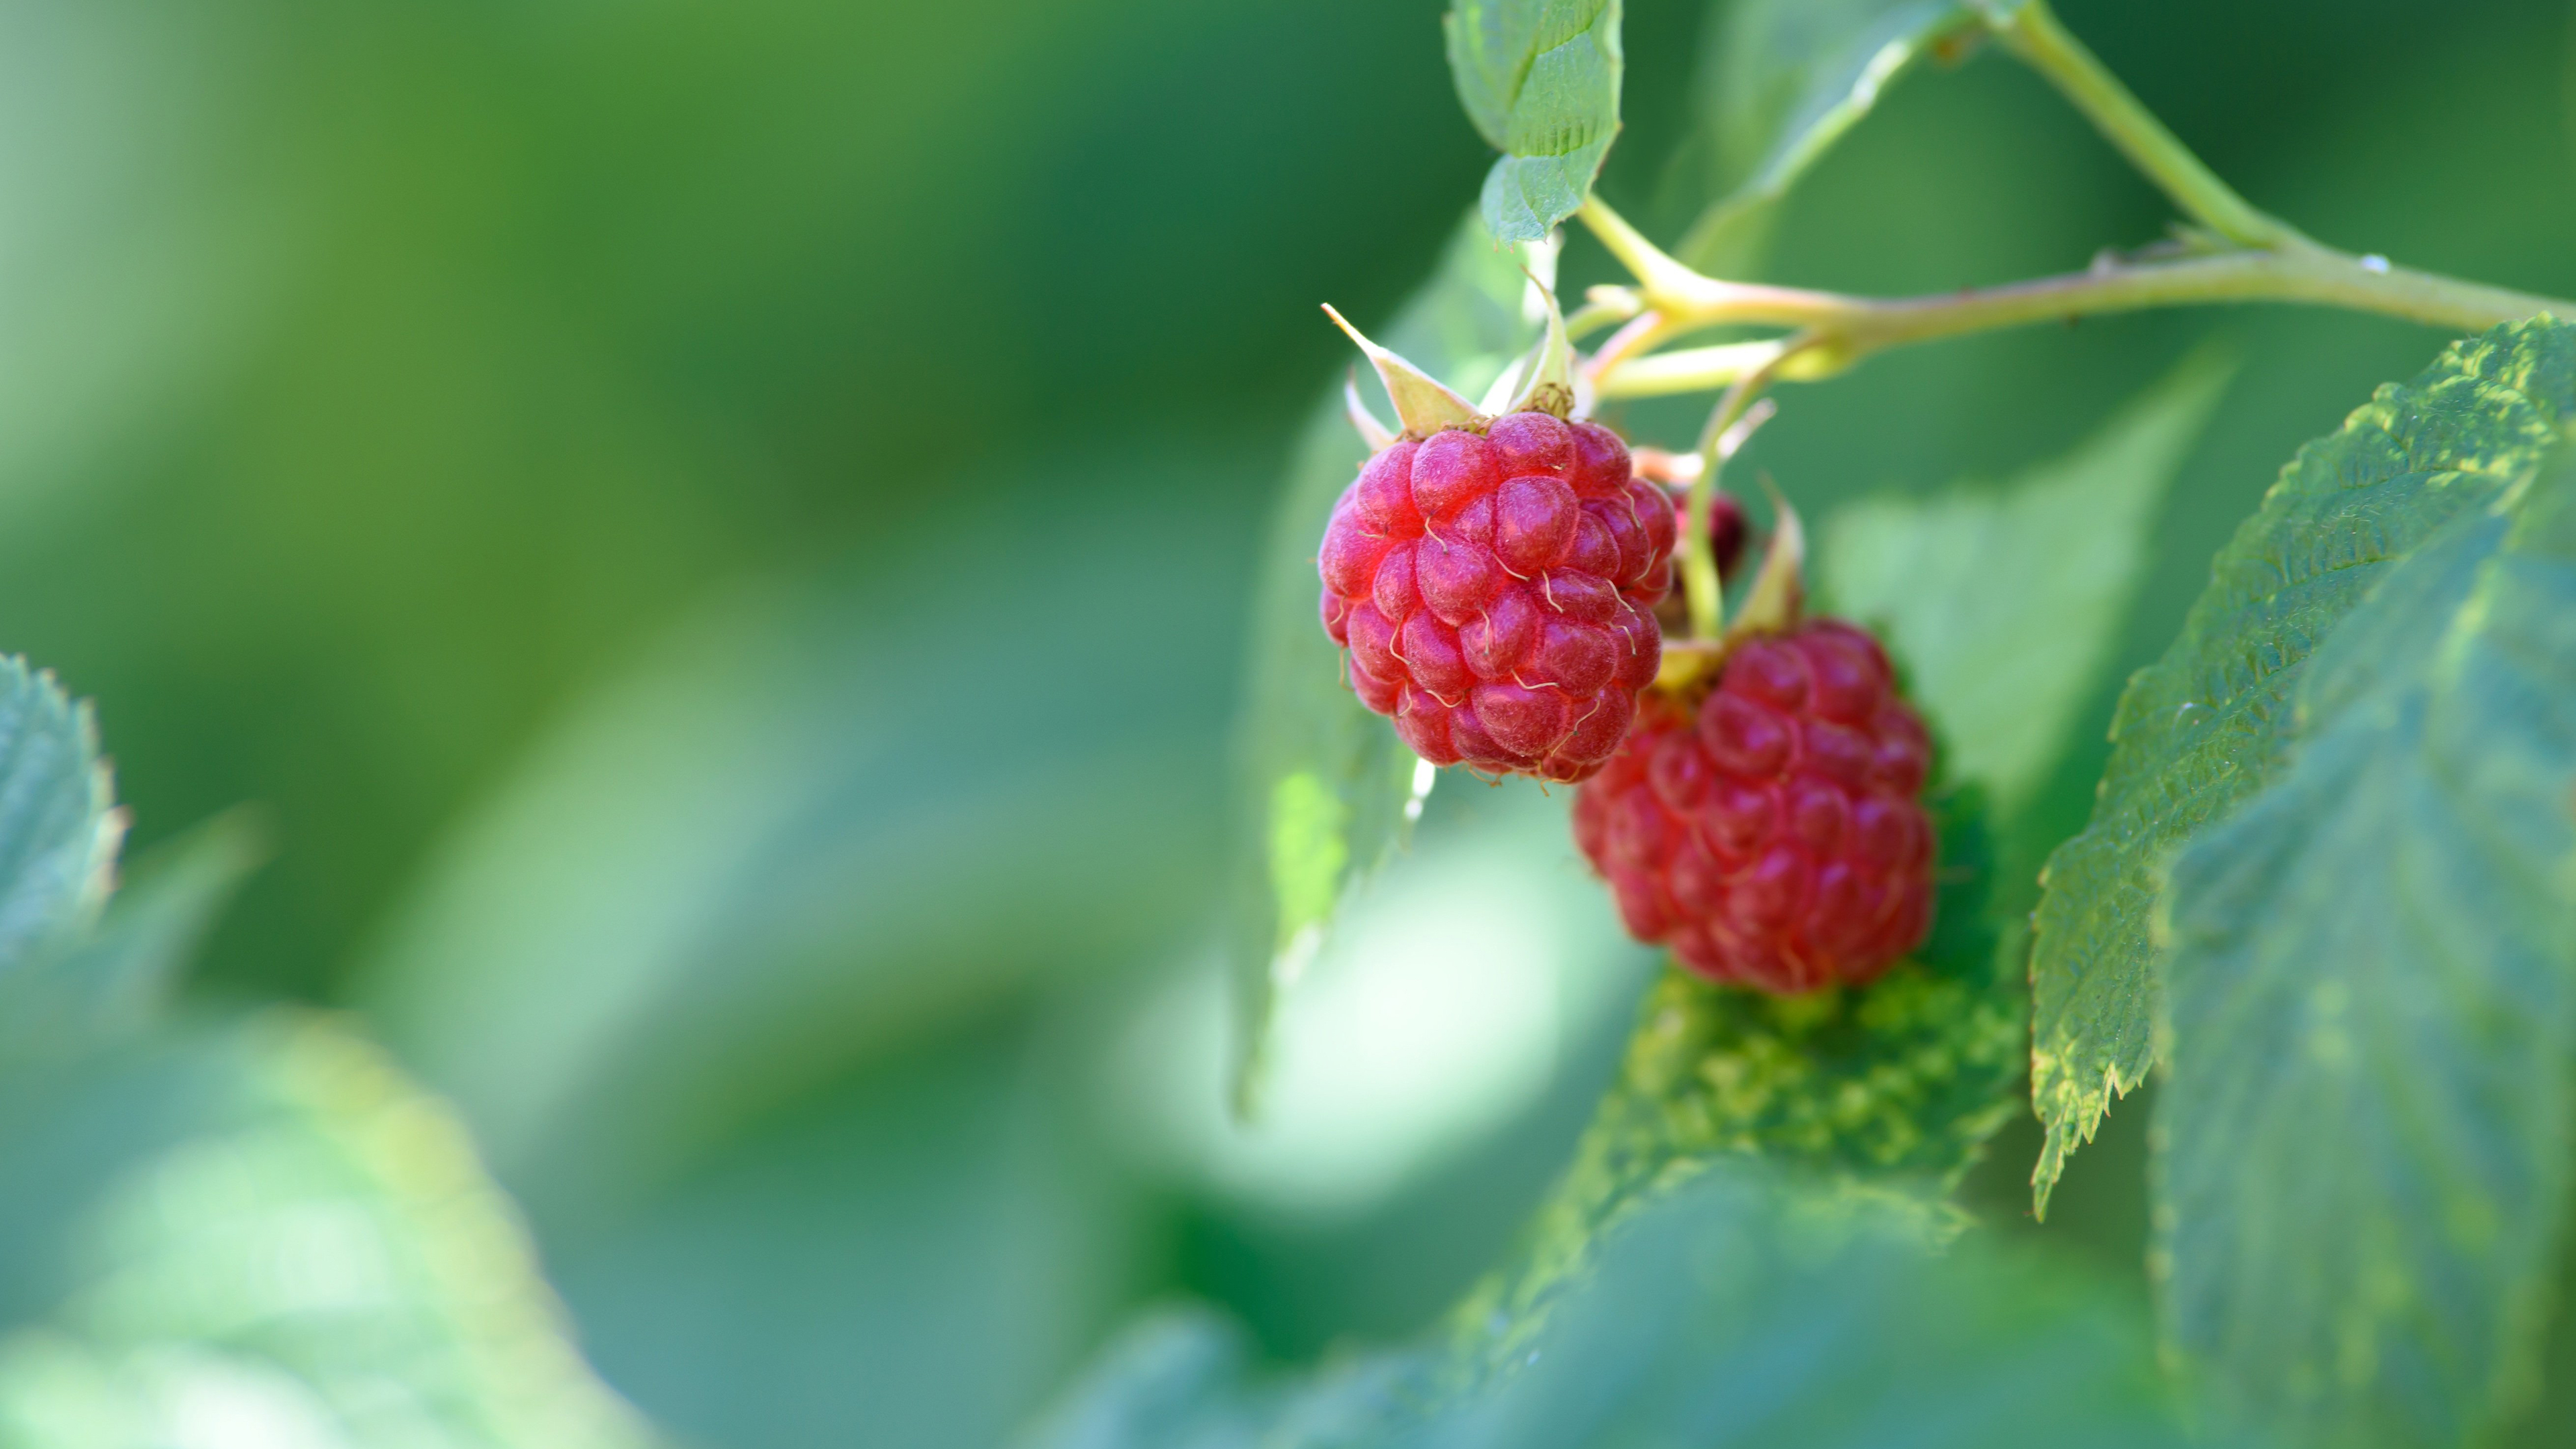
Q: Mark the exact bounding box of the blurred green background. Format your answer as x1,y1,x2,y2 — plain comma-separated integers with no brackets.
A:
3,0,2573,1444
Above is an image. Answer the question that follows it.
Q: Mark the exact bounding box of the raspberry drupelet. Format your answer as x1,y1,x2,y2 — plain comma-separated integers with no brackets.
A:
1318,411,1678,782
1570,619,1935,993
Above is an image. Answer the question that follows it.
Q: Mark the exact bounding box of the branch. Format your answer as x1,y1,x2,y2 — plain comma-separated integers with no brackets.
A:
1583,207,2576,399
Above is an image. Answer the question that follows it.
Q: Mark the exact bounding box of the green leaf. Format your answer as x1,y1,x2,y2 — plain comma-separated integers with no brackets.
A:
2030,319,2576,1214
1028,1163,2192,1449
1445,0,1623,242
0,812,265,1064
1230,217,1546,1112
1673,0,1986,276
0,1012,655,1448
1456,785,2016,1350
1821,347,2232,825
2154,443,2576,1449
0,659,119,976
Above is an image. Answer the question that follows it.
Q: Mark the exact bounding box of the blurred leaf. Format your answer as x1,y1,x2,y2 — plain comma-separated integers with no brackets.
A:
2155,446,2576,1449
1672,0,1985,276
1230,219,1545,1112
0,659,119,975
2030,319,2576,1214
356,468,1247,1201
1446,0,1624,241
543,1027,1138,1449
0,812,264,1065
1029,1163,2192,1448
354,468,1243,1446
1821,346,2231,825
0,1011,653,1448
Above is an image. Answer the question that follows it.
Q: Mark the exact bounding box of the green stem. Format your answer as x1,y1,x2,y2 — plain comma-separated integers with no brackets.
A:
1679,358,1792,641
1579,204,2576,398
1996,1,2304,250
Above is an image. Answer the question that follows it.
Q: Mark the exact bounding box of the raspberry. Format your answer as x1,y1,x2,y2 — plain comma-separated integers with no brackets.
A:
1570,619,1935,992
1318,413,1676,782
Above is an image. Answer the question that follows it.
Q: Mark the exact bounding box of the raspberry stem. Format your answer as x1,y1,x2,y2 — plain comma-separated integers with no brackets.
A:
1582,215,2573,398
1678,377,1783,642
1574,0,2576,403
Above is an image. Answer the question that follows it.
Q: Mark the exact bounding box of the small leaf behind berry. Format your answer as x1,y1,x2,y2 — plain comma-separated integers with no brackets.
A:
1230,216,1546,1115
1446,0,1624,243
1671,0,1987,276
0,812,264,1067
2153,440,2576,1449
1820,346,2231,831
2029,319,2576,1217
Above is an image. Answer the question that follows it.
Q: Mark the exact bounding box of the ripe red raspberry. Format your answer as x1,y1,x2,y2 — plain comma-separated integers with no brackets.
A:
1318,413,1677,782
1570,619,1935,993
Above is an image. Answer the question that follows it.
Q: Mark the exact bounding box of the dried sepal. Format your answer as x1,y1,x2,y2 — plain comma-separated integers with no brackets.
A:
1343,369,1397,450
1503,272,1576,419
1723,482,1807,645
1321,304,1483,437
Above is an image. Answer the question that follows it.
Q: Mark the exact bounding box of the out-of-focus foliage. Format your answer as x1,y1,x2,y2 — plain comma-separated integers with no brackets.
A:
1670,0,1989,274
0,1,2573,1448
0,1014,656,1449
2157,433,2576,1449
1027,1161,2192,1449
0,816,261,1064
1821,348,2230,830
0,667,646,1448
352,471,1246,1448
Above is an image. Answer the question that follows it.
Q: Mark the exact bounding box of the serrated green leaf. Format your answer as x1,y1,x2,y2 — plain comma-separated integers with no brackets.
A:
0,660,119,977
1673,0,1984,276
1027,1163,2191,1449
1821,347,2231,825
2153,443,2576,1449
1230,217,1546,1112
0,1011,656,1448
2030,319,2576,1214
1445,1,1623,242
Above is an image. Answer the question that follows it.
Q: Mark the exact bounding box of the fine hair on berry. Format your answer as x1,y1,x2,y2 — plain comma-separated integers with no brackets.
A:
1318,412,1677,782
1571,619,1935,992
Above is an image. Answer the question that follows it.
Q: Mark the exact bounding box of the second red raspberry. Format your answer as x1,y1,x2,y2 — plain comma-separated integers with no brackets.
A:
1570,620,1935,993
1318,412,1677,782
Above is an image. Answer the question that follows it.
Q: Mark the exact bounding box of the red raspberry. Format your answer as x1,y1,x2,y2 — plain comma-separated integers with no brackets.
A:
1319,413,1676,782
1570,619,1935,993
